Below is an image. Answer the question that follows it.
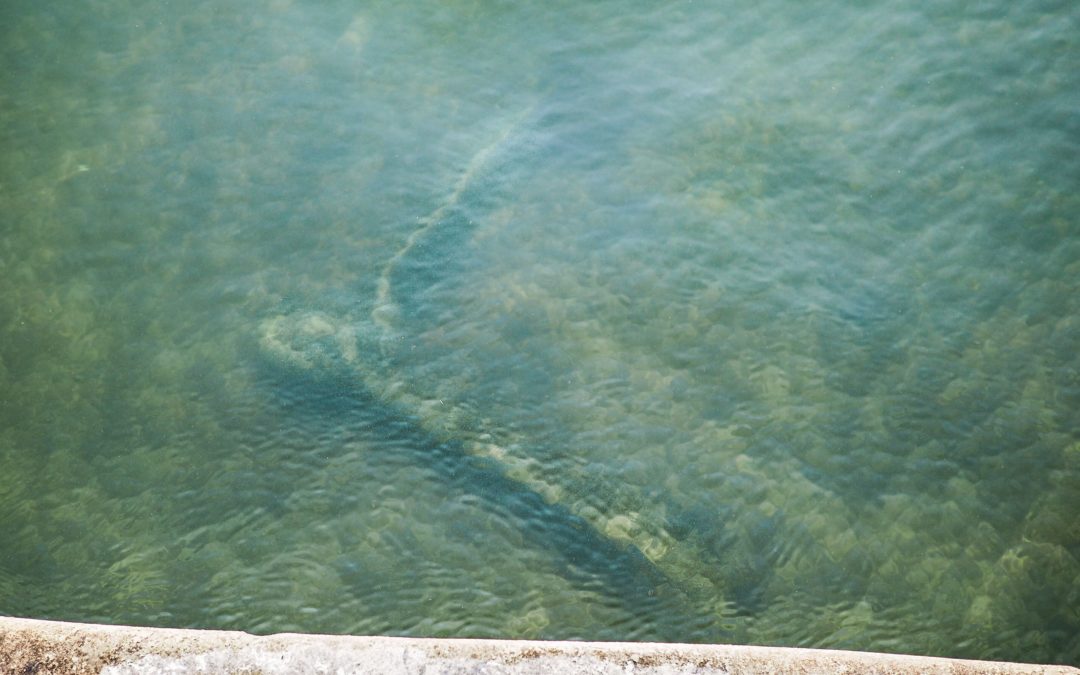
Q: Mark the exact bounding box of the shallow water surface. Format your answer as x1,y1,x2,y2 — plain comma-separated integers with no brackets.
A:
1,0,1079,665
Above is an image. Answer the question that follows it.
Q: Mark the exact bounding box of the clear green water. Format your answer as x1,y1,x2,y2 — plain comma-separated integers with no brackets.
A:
2,0,1078,665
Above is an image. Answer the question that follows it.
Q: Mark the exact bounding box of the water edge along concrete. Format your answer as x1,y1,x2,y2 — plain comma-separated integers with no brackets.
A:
1,616,1077,674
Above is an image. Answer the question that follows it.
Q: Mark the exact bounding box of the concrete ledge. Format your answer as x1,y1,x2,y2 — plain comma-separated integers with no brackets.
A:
1,616,1076,674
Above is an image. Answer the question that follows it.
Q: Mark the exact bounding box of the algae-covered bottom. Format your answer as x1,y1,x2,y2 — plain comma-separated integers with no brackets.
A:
1,0,1078,667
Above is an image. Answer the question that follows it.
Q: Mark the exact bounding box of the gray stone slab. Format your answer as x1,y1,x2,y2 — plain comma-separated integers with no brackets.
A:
1,616,1076,674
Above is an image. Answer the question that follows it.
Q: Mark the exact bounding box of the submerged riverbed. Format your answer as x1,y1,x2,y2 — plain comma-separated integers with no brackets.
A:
1,0,1078,665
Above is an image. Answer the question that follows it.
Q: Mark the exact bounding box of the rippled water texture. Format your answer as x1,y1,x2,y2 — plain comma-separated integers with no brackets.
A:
1,0,1078,666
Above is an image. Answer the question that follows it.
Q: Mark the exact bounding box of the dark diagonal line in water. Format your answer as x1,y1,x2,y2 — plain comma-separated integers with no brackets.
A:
257,102,768,636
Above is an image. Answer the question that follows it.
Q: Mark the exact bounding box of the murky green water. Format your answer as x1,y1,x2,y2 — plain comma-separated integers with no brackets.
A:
2,0,1079,665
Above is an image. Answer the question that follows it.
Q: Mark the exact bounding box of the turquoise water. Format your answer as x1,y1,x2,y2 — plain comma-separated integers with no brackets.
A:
2,0,1079,665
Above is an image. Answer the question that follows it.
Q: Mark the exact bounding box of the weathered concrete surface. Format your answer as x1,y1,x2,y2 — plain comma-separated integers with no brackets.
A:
0,616,1076,674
